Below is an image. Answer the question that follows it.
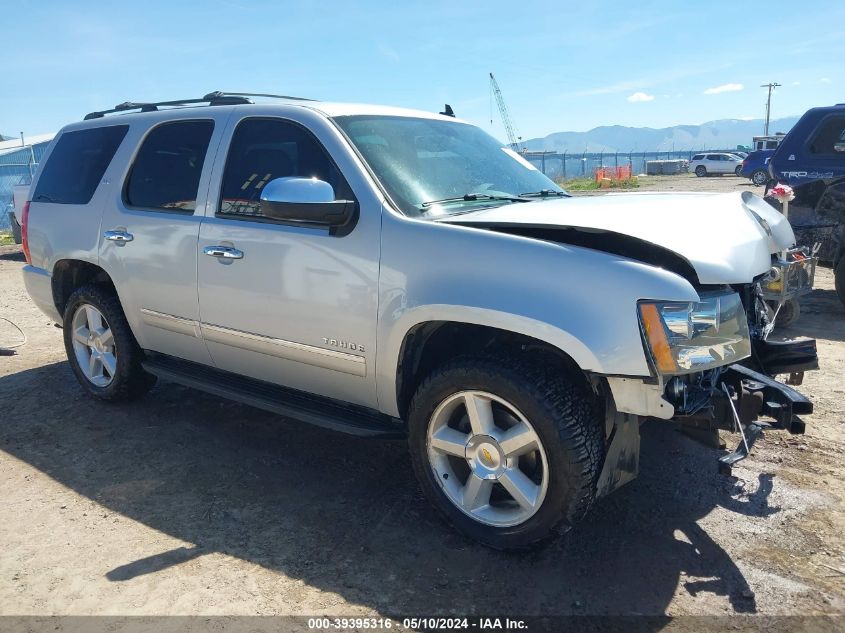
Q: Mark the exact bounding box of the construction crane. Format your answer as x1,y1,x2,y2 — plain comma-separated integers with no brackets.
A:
489,73,523,153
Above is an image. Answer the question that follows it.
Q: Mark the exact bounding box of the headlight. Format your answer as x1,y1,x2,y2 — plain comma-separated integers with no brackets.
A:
637,291,751,375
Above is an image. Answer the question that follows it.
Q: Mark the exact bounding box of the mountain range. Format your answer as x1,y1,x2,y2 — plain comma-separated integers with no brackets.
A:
520,116,799,153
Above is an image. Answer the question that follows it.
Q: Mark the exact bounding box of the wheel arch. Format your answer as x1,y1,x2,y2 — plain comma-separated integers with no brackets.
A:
386,311,600,420
51,259,116,318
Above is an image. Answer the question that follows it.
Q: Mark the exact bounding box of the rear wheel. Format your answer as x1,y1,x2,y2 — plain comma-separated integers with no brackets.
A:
695,166,707,177
735,165,743,176
63,284,156,401
751,169,768,186
408,356,604,550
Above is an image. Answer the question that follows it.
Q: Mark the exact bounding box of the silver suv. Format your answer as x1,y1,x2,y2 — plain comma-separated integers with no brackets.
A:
20,92,816,549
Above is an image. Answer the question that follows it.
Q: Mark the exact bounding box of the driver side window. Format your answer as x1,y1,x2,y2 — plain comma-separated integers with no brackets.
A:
218,117,352,220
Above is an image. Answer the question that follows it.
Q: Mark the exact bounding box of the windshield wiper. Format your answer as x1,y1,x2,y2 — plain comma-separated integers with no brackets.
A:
420,193,529,209
33,193,63,203
518,189,569,198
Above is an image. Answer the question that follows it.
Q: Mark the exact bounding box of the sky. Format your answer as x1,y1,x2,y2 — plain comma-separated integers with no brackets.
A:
5,0,844,142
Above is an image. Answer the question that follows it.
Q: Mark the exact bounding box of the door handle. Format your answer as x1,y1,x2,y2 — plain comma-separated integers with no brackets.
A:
104,230,134,243
204,245,244,260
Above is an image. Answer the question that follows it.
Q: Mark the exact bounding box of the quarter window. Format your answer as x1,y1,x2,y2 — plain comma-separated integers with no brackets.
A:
125,120,214,211
33,125,128,205
218,118,352,219
809,116,845,154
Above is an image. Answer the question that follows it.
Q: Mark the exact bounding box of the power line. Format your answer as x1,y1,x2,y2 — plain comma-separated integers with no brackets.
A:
761,82,781,136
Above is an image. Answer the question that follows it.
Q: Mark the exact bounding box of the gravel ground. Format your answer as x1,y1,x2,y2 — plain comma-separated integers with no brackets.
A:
0,175,843,621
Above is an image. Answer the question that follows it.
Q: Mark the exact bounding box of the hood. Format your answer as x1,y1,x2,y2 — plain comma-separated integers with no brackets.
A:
441,191,795,285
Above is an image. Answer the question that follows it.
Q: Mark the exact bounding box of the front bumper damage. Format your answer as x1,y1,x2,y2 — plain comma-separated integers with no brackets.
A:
672,361,813,475
599,337,816,494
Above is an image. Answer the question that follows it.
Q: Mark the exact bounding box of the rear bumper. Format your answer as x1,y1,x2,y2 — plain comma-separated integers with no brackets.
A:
22,265,61,323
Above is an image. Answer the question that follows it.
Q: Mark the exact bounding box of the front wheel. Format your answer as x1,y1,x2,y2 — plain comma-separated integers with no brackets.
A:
735,165,743,176
695,166,707,177
408,356,604,550
63,284,156,401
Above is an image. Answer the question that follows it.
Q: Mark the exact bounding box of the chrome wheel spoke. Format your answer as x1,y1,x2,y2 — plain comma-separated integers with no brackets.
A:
461,474,493,511
84,305,103,331
499,467,541,511
464,393,495,435
430,426,470,457
99,328,114,349
101,352,117,377
499,422,540,458
72,326,90,346
88,353,102,379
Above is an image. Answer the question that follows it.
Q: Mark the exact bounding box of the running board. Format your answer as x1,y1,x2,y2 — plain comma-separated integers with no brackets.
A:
141,354,405,439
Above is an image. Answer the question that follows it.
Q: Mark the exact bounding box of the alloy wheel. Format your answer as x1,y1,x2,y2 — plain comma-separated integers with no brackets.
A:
426,390,549,527
70,304,117,387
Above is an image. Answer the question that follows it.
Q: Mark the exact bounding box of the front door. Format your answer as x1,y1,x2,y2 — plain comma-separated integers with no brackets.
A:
99,113,228,365
196,114,381,408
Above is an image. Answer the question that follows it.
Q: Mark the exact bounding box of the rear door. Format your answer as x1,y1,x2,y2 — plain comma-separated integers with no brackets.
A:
99,111,230,365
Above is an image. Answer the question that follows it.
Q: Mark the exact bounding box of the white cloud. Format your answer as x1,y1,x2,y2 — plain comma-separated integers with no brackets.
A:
703,83,744,95
377,43,400,62
821,77,832,84
792,81,801,86
627,92,655,102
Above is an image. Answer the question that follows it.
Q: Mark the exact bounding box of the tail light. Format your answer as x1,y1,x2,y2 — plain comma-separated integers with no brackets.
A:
741,160,747,169
20,201,31,264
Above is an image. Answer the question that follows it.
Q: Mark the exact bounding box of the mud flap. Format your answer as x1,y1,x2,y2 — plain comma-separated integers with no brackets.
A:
596,410,640,498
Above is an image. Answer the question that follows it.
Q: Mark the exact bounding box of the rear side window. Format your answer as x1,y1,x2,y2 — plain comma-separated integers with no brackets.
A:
809,116,845,154
33,125,128,204
125,120,214,211
706,154,719,160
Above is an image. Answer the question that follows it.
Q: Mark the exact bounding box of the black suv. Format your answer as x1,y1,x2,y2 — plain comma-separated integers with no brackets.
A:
768,104,845,305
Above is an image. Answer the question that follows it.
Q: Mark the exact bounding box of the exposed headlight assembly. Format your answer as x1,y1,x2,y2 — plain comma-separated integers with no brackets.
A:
638,292,751,375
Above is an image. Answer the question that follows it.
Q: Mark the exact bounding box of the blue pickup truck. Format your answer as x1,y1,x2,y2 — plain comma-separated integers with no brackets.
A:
768,104,845,306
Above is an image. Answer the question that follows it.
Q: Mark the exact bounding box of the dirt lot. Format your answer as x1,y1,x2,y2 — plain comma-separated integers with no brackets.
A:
1,174,844,621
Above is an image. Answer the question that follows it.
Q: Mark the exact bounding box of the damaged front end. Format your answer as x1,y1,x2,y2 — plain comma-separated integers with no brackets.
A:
599,281,817,494
652,278,817,476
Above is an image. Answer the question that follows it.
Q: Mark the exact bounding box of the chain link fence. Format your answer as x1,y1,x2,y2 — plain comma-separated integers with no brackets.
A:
524,149,740,182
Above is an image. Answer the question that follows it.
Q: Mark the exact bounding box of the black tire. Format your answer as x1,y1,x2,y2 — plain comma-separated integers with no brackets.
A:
695,166,707,177
735,165,743,176
407,355,604,550
835,258,845,308
63,284,156,401
751,169,768,186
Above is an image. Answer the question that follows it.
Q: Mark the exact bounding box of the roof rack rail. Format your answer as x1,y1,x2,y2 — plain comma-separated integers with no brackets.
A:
83,90,315,120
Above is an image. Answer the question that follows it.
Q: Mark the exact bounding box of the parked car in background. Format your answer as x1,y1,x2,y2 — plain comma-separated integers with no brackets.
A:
689,152,744,177
768,103,845,306
739,150,775,186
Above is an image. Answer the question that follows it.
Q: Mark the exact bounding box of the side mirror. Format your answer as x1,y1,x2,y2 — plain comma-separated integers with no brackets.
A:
259,177,356,229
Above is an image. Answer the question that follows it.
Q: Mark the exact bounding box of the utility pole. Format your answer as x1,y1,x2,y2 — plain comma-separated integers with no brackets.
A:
761,82,781,135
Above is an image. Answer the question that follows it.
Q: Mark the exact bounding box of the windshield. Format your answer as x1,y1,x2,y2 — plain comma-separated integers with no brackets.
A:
333,115,566,217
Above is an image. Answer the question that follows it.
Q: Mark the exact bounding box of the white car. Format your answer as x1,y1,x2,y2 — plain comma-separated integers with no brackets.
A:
689,152,744,177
